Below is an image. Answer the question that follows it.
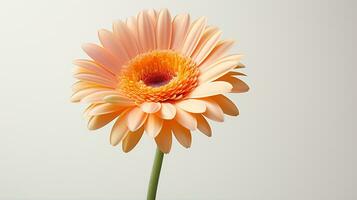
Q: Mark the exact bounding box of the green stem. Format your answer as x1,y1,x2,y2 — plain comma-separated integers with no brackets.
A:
147,148,164,200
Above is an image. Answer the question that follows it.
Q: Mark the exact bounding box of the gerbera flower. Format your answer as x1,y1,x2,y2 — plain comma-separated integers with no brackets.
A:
71,9,249,153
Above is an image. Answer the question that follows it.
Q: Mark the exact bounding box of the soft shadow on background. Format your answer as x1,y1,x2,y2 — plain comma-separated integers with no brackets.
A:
0,0,356,199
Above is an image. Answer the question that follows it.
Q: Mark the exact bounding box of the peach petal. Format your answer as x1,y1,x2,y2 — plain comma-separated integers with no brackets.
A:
174,106,197,130
140,102,161,113
88,103,126,116
74,73,116,88
112,20,139,58
156,9,172,50
127,107,148,132
73,59,115,79
180,17,207,56
138,11,156,51
171,122,191,148
191,28,222,65
126,16,142,53
186,81,232,99
170,14,190,50
211,95,239,116
88,111,120,130
103,95,135,106
196,114,212,137
71,88,110,102
217,75,249,93
73,66,95,75
155,123,172,153
199,40,235,69
200,54,241,73
98,29,129,62
72,81,99,93
158,103,176,119
235,62,245,68
83,104,99,117
176,99,206,113
74,66,115,84
201,99,224,122
81,90,120,103
145,114,163,138
147,9,158,25
110,109,131,146
122,127,144,152
82,43,122,74
198,54,242,83
226,71,247,76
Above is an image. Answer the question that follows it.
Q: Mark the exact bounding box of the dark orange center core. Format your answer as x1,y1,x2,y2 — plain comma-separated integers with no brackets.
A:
142,71,174,87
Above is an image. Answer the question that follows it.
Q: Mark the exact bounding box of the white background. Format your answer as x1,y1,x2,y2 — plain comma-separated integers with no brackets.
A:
1,0,356,199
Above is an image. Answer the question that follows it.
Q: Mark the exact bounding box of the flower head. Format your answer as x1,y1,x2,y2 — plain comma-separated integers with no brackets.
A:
72,9,249,153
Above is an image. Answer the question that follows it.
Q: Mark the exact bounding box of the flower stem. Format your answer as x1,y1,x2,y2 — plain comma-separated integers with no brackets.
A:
147,148,164,200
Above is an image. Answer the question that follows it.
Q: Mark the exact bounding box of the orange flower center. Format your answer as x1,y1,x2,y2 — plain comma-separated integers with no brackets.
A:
117,50,199,104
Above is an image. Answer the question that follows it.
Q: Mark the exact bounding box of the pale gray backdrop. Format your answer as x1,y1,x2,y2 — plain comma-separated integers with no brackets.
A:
0,0,356,199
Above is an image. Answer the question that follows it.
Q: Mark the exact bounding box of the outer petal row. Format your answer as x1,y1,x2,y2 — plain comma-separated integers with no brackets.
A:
97,94,240,153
